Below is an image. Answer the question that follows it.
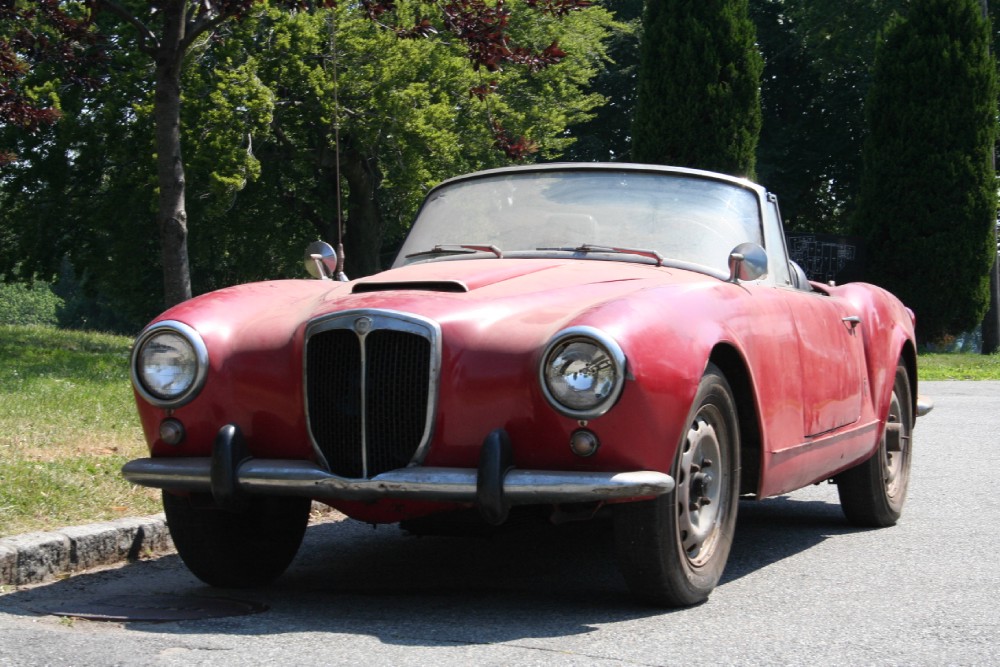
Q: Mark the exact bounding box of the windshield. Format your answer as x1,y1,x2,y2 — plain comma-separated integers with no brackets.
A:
394,170,763,274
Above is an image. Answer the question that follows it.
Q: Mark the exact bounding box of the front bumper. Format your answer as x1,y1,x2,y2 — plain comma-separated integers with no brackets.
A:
122,425,675,524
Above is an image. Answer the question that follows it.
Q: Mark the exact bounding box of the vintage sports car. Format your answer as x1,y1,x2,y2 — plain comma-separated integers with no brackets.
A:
124,163,931,606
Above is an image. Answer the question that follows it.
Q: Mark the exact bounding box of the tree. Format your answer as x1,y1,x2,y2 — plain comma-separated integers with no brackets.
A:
563,0,641,162
751,0,906,233
0,7,163,329
631,0,762,177
0,0,100,165
24,0,591,310
182,2,615,278
86,0,335,308
1,1,616,329
980,0,999,356
854,0,998,343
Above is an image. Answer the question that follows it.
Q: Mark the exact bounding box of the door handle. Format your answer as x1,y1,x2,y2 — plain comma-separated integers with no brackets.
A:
842,315,861,331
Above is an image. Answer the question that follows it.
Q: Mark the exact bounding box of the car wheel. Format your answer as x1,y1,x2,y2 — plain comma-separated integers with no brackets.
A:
614,363,740,607
836,363,913,527
162,491,311,588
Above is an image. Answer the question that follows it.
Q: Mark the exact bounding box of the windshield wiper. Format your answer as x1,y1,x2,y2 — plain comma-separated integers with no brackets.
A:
405,244,503,259
536,244,664,267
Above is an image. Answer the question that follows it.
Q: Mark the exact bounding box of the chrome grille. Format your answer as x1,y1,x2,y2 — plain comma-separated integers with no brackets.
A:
305,311,438,479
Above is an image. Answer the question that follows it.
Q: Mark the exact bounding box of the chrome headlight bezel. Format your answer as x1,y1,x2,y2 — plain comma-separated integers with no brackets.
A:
130,320,209,409
539,326,626,420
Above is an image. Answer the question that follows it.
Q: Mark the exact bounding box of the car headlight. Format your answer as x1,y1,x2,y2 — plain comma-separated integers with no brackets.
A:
131,321,209,408
540,326,626,419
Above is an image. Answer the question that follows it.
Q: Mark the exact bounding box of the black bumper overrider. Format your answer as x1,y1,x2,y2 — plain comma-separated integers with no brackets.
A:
122,425,675,524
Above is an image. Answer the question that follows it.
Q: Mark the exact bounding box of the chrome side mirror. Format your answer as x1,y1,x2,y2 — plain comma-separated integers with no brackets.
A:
727,242,768,283
304,241,337,280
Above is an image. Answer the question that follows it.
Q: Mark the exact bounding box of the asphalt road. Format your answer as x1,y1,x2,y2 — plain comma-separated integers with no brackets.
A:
0,380,997,667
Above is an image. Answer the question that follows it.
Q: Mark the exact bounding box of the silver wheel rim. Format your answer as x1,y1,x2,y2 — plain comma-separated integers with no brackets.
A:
883,388,910,500
677,405,727,567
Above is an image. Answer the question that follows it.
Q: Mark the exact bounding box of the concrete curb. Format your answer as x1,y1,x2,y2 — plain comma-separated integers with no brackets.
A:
0,515,174,587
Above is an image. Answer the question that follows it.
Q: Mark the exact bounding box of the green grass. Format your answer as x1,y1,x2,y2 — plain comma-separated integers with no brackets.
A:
0,325,160,537
918,352,1000,381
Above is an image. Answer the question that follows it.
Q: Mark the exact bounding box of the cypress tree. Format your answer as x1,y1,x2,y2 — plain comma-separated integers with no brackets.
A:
631,0,762,177
854,0,998,344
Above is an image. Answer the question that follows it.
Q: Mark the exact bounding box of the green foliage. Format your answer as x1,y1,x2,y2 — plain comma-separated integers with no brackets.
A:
564,0,642,162
1,1,618,319
0,267,131,333
753,0,907,233
183,56,274,205
854,0,998,343
175,1,619,278
0,9,161,330
631,0,762,177
0,0,99,164
51,258,140,333
0,280,62,327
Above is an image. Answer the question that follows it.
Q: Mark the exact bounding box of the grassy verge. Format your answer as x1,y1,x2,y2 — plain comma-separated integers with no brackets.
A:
0,325,160,537
918,352,1000,381
1,324,998,537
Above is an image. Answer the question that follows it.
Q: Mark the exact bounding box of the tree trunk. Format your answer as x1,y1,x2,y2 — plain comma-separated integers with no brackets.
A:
339,148,384,278
153,1,192,307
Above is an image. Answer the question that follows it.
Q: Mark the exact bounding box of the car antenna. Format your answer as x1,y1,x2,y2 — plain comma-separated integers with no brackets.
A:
329,10,348,282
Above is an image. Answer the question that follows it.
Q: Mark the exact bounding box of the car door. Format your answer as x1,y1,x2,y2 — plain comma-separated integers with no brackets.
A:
782,289,865,436
759,194,864,438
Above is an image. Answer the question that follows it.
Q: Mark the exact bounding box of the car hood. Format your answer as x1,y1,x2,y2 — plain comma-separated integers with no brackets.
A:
352,259,604,293
317,258,716,333
156,258,721,357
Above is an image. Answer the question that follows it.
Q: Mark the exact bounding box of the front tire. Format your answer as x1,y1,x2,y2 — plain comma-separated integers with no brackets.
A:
836,363,913,527
163,491,311,588
614,364,741,607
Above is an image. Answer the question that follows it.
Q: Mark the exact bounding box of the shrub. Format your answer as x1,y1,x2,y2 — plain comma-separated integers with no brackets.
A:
0,280,64,326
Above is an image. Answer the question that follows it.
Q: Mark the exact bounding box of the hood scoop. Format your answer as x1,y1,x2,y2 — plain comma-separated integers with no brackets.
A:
352,280,468,294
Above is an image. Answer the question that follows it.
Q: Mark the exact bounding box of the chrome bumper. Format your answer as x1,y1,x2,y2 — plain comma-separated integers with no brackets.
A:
122,425,674,524
122,458,674,503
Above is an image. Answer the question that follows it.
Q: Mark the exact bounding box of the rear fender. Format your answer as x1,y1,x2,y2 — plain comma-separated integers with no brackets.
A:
834,283,918,433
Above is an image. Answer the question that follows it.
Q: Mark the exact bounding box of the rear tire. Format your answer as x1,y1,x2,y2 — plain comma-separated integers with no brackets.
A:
614,364,740,607
163,491,311,588
837,363,913,527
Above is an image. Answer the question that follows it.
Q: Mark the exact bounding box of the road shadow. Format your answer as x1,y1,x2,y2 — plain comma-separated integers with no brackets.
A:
724,492,861,584
0,492,861,645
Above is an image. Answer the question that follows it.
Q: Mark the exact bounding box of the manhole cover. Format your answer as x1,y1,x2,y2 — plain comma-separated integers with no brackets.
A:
38,594,268,622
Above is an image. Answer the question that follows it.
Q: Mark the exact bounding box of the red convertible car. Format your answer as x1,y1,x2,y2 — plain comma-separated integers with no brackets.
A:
124,163,931,606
